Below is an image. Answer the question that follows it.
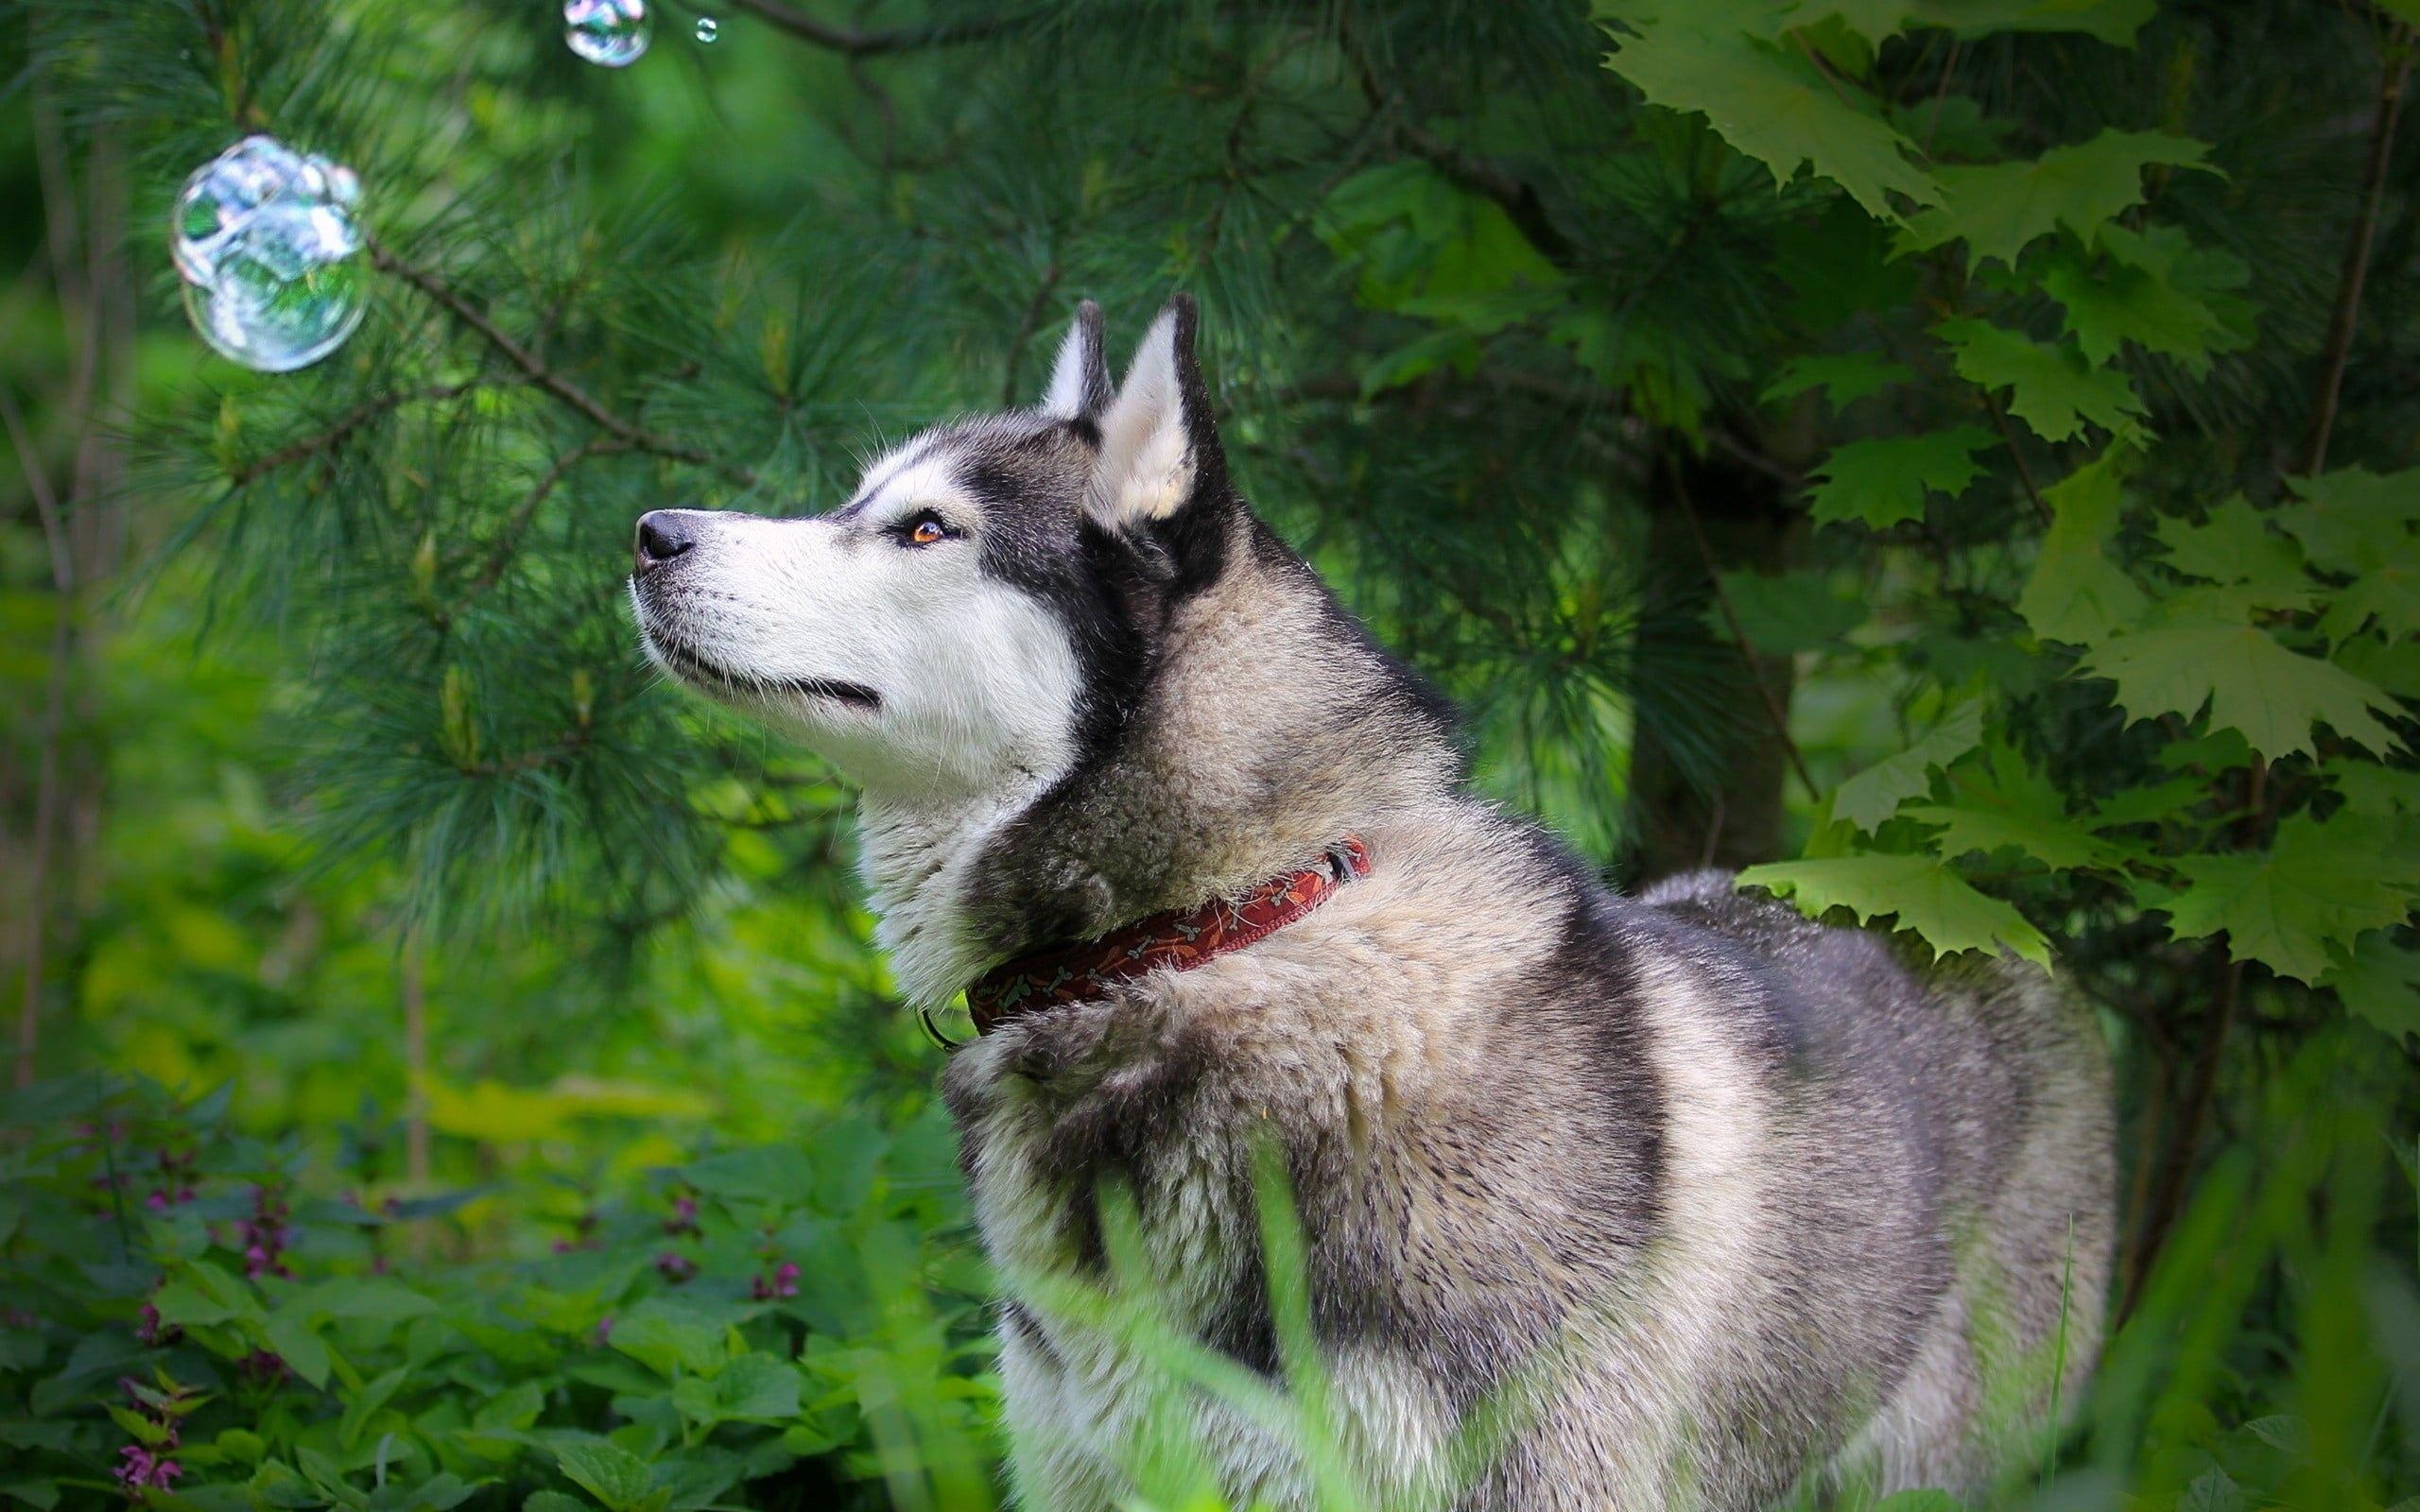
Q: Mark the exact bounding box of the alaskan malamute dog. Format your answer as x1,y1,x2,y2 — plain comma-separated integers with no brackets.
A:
630,297,2115,1510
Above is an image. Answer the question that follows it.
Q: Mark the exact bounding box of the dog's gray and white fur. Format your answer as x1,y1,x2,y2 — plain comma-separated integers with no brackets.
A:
630,297,2115,1510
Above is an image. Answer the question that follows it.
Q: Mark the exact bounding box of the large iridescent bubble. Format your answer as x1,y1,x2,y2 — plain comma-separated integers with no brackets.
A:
565,0,651,66
171,136,367,373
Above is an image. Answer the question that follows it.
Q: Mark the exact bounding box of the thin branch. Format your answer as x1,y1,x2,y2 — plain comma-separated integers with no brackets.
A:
722,0,1020,56
229,380,491,487
1340,17,1577,268
2123,952,2241,1317
1979,390,2052,526
2304,29,2411,475
1664,454,1821,800
371,245,753,485
999,262,1063,409
468,436,635,593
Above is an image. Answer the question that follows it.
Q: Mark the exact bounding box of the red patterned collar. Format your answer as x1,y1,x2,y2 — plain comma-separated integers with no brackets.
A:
962,836,1373,1037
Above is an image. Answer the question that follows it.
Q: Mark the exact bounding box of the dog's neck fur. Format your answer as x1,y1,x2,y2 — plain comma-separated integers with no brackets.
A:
858,510,1462,1006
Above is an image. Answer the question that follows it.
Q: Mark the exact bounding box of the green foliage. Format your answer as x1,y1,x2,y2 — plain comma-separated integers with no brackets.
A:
1806,426,1996,527
0,1078,991,1512
3,0,2416,1508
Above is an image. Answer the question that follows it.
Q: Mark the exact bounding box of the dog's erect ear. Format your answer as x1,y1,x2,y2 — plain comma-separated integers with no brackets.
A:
1038,301,1112,423
1086,295,1228,530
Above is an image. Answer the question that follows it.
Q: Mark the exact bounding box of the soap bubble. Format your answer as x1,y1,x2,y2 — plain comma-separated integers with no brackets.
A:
565,0,650,66
171,136,368,373
695,16,717,42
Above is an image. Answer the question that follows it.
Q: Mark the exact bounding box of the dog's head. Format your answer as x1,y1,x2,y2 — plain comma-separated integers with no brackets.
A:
628,297,1230,803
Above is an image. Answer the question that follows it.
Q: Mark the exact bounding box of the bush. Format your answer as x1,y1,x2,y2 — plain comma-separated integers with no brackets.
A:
0,1077,996,1512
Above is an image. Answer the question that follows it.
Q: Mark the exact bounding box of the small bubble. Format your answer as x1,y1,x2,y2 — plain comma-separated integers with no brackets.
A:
564,0,650,67
170,136,367,372
695,16,717,42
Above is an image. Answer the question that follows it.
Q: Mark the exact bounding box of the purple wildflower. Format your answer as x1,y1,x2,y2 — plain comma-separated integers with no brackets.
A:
752,1261,801,1300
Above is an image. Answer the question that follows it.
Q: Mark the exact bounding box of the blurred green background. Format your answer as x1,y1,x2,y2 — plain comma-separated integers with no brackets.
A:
1,1,2415,1508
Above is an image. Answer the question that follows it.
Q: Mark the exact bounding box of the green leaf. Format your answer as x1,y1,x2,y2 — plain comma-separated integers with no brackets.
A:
1737,852,2053,967
1833,702,1986,830
607,1299,729,1379
1763,352,1912,407
2325,932,2420,1042
681,1147,814,1207
263,1310,333,1390
151,1280,241,1330
0,1485,59,1512
1710,569,1868,652
1806,426,1996,527
2019,447,2149,644
1603,25,1939,221
338,1366,409,1452
1907,745,2125,870
1901,129,2212,267
2044,249,2232,372
2318,549,2420,645
302,1278,439,1326
525,1494,589,1512
2153,497,2308,606
2152,816,2416,984
706,1353,804,1422
2077,617,2401,761
475,1380,547,1433
554,1439,661,1512
2278,467,2420,575
1936,319,2146,442
2330,760,2420,817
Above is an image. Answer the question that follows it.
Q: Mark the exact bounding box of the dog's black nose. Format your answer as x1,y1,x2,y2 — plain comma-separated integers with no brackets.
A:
633,510,697,575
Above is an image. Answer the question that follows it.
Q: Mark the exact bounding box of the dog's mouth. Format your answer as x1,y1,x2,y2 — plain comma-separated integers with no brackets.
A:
640,621,882,712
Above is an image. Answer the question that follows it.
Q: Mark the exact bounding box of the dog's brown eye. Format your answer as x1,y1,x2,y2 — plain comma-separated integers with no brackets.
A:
900,510,955,547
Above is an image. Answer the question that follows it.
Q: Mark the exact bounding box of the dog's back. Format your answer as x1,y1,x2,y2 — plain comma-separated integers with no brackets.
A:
1632,868,2115,1499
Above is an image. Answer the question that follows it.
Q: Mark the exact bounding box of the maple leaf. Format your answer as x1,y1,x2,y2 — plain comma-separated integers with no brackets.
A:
1833,701,1985,831
2324,932,2420,1044
2019,447,2150,645
1906,743,2126,871
2150,815,2417,985
2319,549,2420,645
2044,257,2229,372
2152,496,2308,609
1936,319,2146,442
1604,26,1939,221
2077,615,2401,761
1763,352,1912,407
1806,425,1996,527
1901,129,2213,267
2278,466,2420,576
1737,852,2053,968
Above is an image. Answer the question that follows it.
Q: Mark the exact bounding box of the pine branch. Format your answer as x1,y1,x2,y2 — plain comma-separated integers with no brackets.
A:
721,0,1020,56
229,379,495,487
1340,20,1577,268
998,261,1063,408
371,246,755,486
466,436,635,593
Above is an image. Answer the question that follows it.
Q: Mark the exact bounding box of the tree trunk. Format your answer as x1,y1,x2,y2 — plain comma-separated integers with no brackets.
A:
1625,445,1803,884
